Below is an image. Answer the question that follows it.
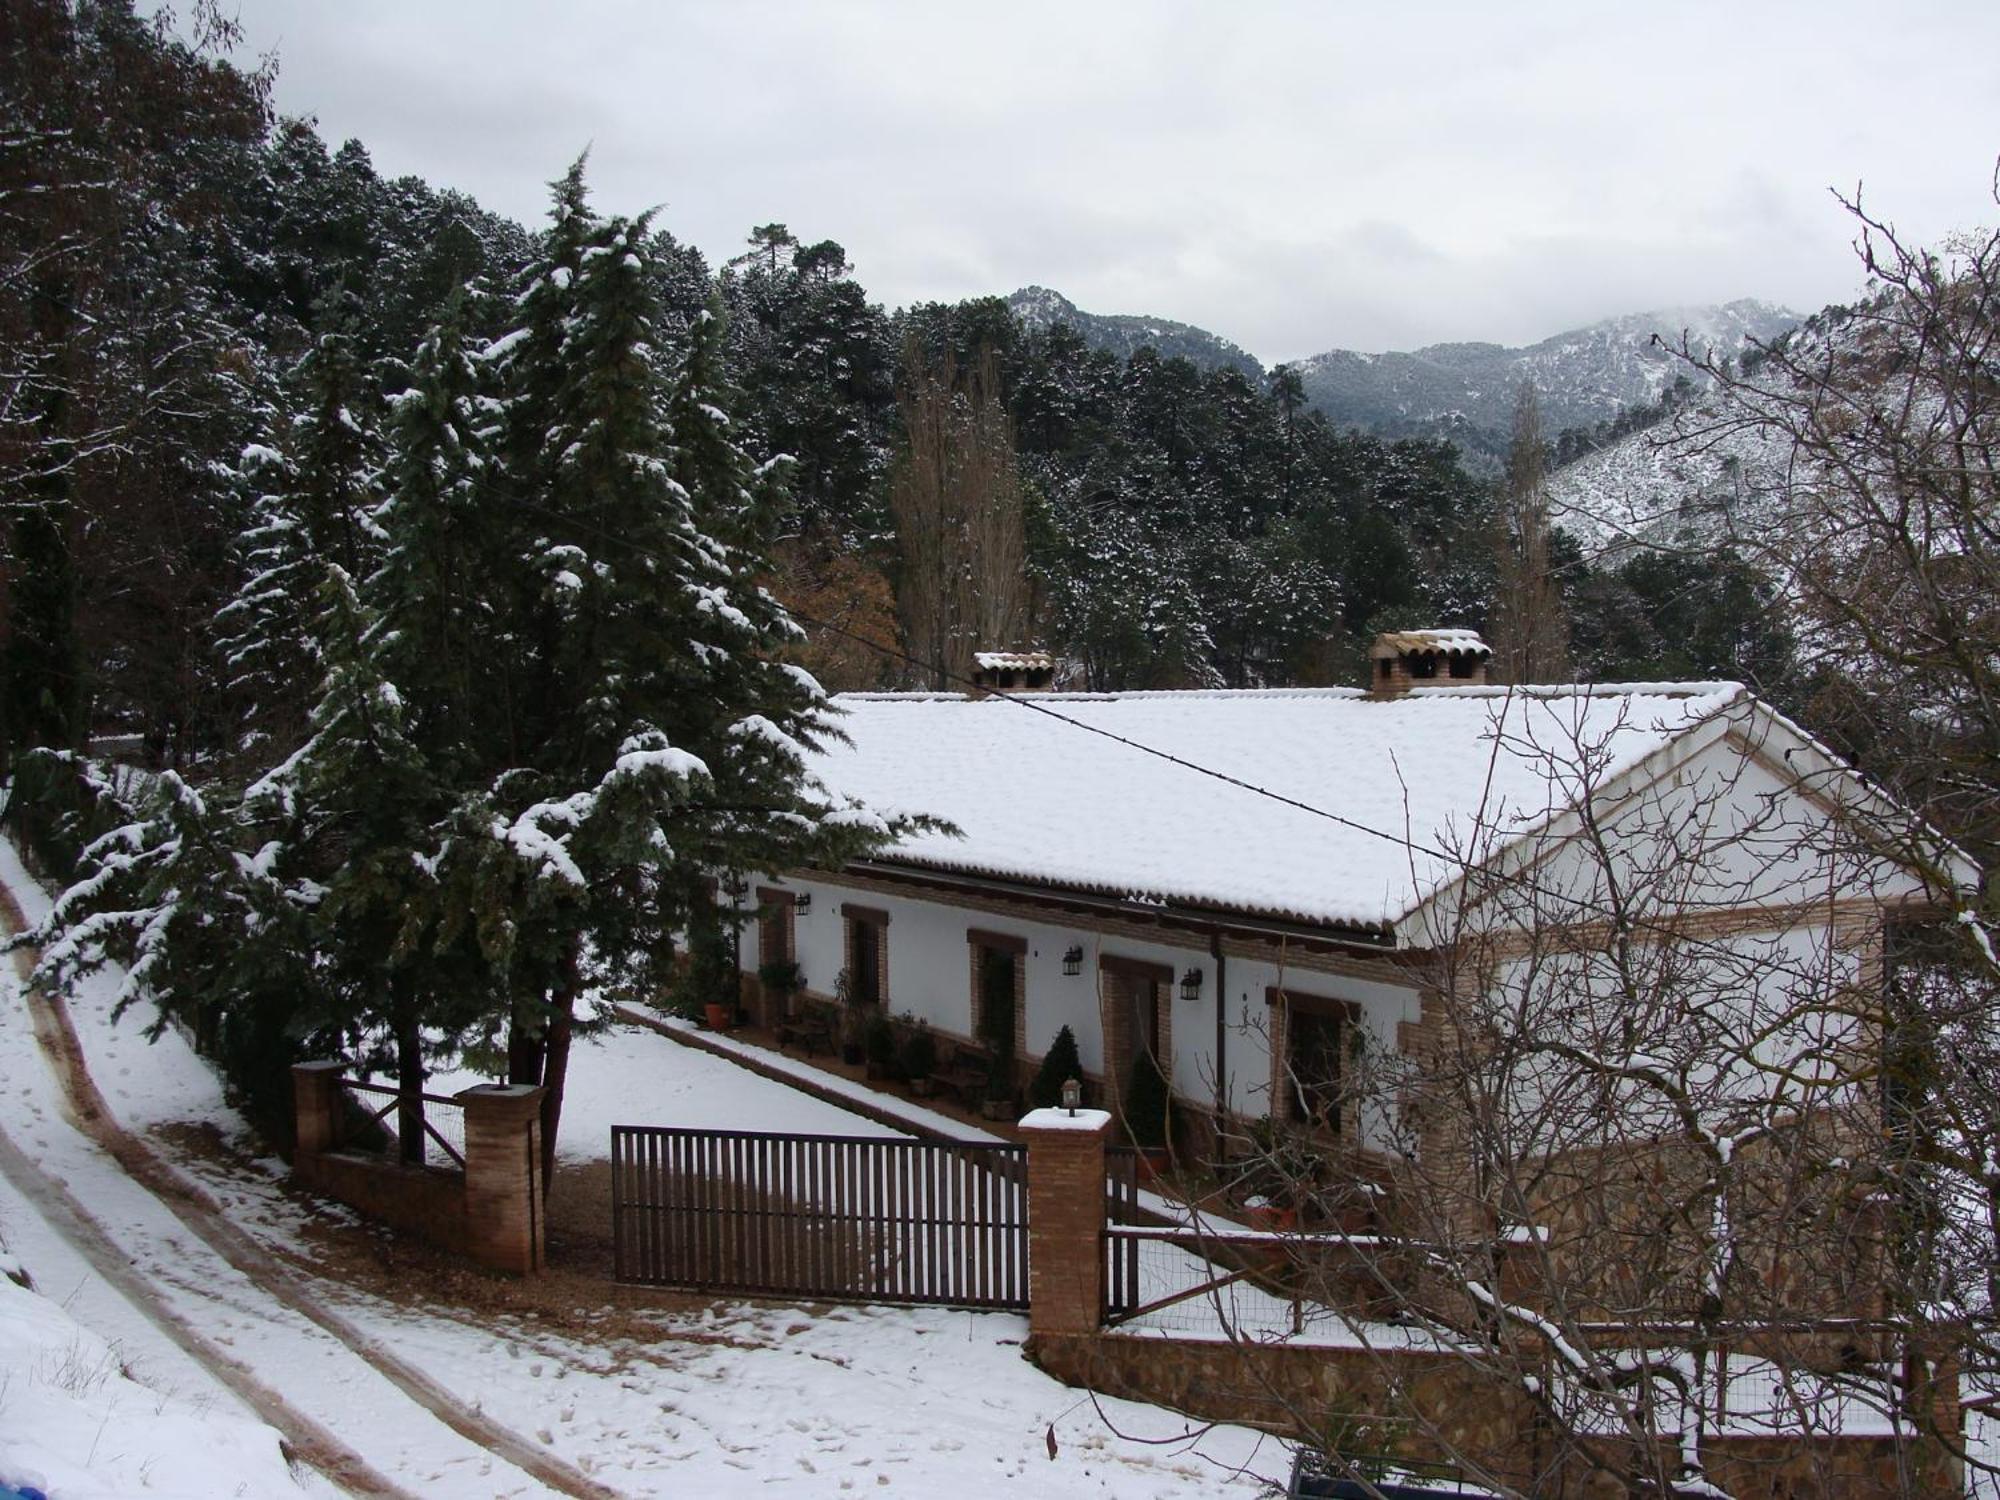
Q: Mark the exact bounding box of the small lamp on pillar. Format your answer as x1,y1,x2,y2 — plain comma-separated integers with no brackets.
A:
1061,1077,1081,1117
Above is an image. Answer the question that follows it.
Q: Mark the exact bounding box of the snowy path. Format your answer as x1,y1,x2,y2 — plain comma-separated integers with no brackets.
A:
1,835,1286,1496
0,847,597,1498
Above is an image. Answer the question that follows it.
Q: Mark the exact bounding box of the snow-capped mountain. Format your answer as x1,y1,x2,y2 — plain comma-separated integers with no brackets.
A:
1543,303,1861,556
1293,300,1801,441
1003,287,1798,463
1006,286,1265,379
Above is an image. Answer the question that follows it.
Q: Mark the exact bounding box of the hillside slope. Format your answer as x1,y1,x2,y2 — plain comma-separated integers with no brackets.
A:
1007,285,1265,377
1295,300,1800,441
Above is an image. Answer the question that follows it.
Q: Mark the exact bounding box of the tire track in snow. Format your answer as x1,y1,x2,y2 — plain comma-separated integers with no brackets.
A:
0,875,622,1500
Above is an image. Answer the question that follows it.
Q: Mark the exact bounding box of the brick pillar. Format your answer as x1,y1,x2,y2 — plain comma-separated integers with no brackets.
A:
291,1060,345,1157
1020,1106,1112,1338
457,1083,546,1276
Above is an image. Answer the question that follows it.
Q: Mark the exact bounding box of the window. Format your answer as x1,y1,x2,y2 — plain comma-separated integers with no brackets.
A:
842,904,888,1005
967,930,1026,1054
756,888,794,969
1273,989,1360,1134
1100,955,1174,1112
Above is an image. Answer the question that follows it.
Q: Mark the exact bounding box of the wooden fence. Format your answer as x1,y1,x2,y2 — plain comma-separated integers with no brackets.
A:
610,1126,1030,1310
335,1079,467,1171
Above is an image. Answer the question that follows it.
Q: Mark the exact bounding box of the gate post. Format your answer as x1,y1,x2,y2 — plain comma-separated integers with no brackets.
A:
1020,1106,1113,1338
457,1083,546,1276
291,1060,345,1157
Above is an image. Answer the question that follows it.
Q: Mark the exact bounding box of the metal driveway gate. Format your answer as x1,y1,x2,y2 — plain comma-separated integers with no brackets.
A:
611,1126,1029,1310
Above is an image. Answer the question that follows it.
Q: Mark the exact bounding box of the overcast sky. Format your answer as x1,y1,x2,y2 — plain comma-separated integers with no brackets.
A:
217,1,2000,364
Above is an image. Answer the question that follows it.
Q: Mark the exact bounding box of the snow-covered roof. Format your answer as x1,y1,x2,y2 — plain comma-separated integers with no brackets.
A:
808,682,1751,935
1370,628,1490,658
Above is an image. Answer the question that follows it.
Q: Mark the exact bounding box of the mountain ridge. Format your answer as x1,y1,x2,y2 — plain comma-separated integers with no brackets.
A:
1005,285,1801,459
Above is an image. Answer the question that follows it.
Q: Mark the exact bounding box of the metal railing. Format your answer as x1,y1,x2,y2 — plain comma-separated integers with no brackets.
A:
611,1125,1029,1309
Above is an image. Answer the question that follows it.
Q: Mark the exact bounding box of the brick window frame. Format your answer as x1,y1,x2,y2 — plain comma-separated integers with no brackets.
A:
1268,987,1362,1136
967,929,1029,1060
755,888,795,968
1099,954,1174,1113
841,903,890,1006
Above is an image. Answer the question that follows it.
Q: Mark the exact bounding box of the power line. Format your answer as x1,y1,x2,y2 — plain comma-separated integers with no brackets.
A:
481,485,1905,1002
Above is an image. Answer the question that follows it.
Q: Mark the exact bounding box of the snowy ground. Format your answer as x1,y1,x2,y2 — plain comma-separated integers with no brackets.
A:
0,836,1288,1497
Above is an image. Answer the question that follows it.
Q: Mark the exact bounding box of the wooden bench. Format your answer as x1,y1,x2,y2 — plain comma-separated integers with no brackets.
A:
777,1008,835,1057
939,1045,993,1107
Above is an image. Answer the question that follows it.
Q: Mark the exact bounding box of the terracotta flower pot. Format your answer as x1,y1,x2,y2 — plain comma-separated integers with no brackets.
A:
703,1001,732,1031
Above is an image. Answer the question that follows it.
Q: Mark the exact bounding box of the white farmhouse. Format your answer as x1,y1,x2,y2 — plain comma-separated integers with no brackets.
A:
724,631,1957,1176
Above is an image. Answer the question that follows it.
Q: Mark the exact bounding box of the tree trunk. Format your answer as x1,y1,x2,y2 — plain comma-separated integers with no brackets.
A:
393,979,425,1166
537,950,581,1198
506,1003,545,1087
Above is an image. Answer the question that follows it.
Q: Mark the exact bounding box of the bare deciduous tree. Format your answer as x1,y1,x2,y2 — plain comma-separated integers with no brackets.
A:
1143,698,1972,1497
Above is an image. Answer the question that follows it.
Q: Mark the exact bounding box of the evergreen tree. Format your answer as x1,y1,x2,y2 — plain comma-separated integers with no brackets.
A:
215,307,388,757
459,165,906,1178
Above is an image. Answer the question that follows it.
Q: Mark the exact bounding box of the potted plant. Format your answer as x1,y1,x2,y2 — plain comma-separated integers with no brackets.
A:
1123,1048,1172,1180
1233,1115,1322,1229
899,1018,938,1096
1028,1025,1084,1110
674,914,737,1031
758,958,802,1025
834,970,866,1066
862,1008,899,1081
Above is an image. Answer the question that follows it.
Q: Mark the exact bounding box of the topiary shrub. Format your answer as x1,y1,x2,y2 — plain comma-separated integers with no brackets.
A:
863,1008,899,1077
1028,1024,1084,1109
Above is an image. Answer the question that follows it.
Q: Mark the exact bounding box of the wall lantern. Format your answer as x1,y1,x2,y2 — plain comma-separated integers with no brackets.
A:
1061,1077,1082,1116
1179,967,1203,1004
793,891,811,912
1062,945,1084,977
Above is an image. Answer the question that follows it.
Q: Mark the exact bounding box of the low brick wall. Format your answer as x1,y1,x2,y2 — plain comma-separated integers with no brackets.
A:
290,1063,545,1276
1011,1110,1962,1499
292,1148,470,1257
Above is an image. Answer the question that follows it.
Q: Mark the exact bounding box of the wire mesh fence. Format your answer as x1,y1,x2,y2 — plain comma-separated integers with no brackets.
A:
1106,1224,1411,1341
334,1080,467,1172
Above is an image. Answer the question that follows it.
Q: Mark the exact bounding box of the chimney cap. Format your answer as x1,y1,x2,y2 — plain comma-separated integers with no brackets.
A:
972,651,1053,672
1369,628,1491,661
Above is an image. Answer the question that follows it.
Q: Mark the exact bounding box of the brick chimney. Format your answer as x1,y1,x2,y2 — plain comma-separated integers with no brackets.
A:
1368,629,1491,695
971,651,1055,697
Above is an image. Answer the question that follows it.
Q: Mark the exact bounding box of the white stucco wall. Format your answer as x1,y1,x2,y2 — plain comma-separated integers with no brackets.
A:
1402,730,1931,946
722,875,1423,1156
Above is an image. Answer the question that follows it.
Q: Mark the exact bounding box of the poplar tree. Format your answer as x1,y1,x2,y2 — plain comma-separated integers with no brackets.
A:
1490,381,1571,683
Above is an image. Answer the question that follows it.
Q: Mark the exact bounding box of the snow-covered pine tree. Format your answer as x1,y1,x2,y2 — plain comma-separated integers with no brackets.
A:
455,165,902,1176
370,286,501,780
270,565,488,1147
215,304,388,759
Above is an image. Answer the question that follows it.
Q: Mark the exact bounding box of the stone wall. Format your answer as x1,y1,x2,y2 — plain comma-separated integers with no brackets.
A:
1014,1106,1962,1500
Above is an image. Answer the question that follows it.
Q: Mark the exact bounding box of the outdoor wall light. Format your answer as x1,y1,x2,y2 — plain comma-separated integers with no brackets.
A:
1180,967,1203,1003
1062,945,1083,976
1061,1077,1081,1115
793,891,811,912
